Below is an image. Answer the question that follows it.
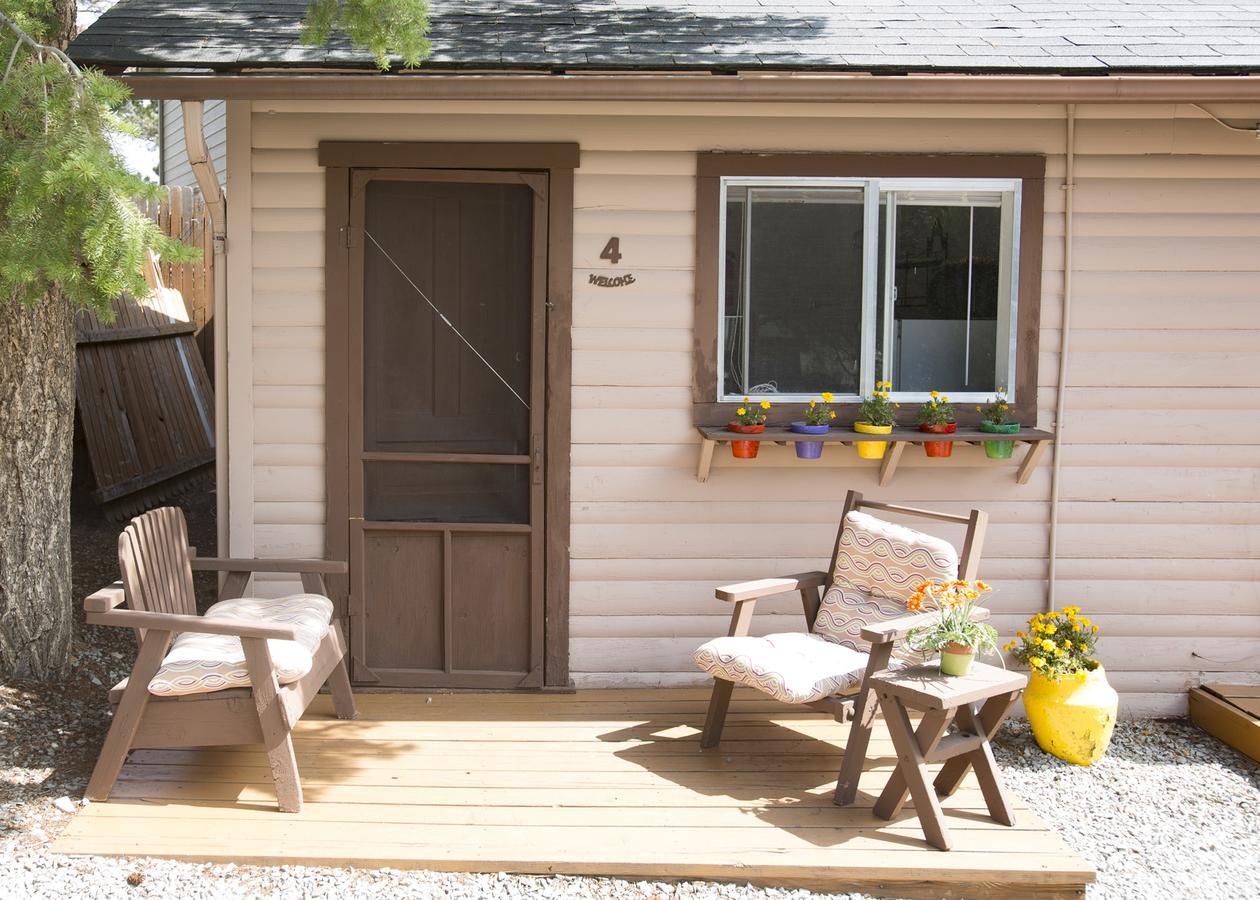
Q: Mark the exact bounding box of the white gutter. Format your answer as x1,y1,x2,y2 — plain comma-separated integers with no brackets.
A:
1046,103,1076,610
180,100,229,558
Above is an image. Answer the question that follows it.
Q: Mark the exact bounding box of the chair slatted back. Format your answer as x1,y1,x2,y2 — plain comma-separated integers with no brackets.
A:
118,506,197,616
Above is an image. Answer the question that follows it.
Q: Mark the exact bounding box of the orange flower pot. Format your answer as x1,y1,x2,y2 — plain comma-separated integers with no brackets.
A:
727,422,765,458
919,422,956,457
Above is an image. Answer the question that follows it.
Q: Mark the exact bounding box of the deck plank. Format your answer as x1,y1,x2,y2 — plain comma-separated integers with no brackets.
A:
54,689,1094,895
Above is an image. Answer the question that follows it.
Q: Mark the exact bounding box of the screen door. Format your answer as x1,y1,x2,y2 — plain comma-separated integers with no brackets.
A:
346,169,546,688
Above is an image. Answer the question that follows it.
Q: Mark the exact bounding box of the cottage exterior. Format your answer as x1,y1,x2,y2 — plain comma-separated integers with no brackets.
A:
73,1,1260,716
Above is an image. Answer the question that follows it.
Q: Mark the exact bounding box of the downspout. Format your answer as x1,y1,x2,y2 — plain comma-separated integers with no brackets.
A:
181,100,229,557
156,101,165,184
1046,103,1076,609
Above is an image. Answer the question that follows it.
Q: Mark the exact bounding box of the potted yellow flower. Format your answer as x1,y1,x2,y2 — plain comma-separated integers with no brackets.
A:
853,381,897,459
978,389,1019,459
789,392,837,459
1006,606,1118,766
917,390,957,457
728,397,771,459
904,579,999,676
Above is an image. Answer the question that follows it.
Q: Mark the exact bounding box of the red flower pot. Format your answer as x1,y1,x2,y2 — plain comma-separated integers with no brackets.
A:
919,422,957,458
728,422,765,459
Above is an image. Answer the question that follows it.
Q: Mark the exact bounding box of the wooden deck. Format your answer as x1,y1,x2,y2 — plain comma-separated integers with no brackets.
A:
54,688,1094,898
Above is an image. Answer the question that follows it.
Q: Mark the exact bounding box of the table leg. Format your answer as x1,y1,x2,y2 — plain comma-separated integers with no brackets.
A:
873,696,954,851
935,690,1021,797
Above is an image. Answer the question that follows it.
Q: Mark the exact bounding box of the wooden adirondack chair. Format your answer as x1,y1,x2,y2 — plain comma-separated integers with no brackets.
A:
83,506,356,813
694,490,988,806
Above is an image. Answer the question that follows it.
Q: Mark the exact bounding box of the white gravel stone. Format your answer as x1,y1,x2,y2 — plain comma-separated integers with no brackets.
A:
993,719,1260,900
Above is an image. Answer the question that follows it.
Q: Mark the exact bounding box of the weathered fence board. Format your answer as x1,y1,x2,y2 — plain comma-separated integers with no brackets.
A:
138,185,214,370
75,236,216,517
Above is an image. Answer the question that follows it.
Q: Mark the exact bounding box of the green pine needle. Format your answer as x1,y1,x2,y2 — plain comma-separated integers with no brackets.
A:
301,0,432,70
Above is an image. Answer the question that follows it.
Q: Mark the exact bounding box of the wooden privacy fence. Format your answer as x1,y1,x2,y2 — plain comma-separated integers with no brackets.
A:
74,186,217,518
137,185,214,370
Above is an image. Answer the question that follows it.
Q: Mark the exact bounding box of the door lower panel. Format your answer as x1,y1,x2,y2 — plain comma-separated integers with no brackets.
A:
350,521,539,689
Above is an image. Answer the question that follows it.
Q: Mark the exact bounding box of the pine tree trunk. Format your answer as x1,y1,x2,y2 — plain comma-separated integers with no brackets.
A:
0,293,76,678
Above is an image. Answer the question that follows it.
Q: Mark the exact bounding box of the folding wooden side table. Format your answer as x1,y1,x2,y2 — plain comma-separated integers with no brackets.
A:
869,662,1028,850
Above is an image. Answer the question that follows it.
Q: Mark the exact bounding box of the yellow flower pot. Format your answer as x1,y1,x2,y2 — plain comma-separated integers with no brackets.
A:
853,421,893,459
1025,665,1118,766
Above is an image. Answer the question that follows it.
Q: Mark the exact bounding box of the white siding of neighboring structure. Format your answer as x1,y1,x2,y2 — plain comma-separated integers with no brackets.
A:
161,98,228,187
228,99,1260,717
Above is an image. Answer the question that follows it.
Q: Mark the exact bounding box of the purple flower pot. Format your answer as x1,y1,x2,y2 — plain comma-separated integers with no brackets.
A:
789,422,830,459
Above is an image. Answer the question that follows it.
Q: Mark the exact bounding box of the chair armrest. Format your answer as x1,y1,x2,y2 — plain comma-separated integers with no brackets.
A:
860,606,991,644
189,557,349,575
84,582,128,613
85,608,301,641
715,571,827,603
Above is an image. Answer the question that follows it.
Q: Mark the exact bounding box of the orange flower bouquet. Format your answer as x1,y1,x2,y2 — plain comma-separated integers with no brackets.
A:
905,579,998,676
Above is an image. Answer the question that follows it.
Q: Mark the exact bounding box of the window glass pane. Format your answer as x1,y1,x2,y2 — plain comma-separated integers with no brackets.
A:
879,191,1009,394
722,186,864,396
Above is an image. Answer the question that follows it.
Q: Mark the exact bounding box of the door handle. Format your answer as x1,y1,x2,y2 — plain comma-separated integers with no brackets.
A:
531,435,544,485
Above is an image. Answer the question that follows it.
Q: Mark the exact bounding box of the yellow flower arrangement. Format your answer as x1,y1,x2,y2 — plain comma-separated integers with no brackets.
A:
856,382,897,427
980,389,1014,426
917,389,956,426
802,392,837,426
732,397,771,426
1005,605,1101,681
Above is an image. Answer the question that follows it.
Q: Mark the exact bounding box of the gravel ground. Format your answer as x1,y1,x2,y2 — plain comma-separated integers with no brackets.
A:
993,719,1260,900
2,472,1258,899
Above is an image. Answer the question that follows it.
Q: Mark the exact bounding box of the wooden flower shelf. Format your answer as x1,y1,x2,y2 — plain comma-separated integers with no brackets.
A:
694,425,1054,486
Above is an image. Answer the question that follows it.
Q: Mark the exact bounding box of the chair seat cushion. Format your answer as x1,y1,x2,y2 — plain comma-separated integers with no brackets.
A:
148,594,334,697
693,632,872,704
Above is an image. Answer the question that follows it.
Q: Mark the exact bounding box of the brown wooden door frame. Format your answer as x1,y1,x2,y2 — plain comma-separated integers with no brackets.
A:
322,142,576,689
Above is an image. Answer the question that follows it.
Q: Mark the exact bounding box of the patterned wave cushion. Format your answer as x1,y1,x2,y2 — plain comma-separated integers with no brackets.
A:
693,632,871,704
148,594,334,697
813,511,959,651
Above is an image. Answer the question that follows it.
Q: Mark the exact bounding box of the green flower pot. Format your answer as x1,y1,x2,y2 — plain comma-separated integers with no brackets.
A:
939,642,976,676
980,421,1020,459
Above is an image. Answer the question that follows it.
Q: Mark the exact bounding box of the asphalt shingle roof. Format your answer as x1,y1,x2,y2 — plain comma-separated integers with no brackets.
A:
68,0,1260,74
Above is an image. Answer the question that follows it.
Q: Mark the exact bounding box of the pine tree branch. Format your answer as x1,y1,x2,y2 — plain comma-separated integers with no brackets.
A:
0,9,81,84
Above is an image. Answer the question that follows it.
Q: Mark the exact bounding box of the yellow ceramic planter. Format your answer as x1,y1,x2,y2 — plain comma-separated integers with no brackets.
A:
1025,666,1118,766
853,421,893,459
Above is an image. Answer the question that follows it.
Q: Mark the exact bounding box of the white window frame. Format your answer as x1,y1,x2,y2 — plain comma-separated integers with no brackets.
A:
716,175,1023,406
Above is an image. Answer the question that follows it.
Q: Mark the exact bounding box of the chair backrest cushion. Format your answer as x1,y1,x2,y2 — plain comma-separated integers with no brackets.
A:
148,594,333,697
118,506,197,617
813,510,959,649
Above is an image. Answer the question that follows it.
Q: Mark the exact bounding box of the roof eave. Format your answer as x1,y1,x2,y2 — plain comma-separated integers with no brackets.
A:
111,70,1260,104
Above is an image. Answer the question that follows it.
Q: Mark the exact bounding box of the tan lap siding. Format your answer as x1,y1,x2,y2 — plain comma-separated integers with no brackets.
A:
245,102,1260,715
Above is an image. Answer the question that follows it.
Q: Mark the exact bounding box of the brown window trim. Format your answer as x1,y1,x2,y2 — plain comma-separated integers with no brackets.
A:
693,152,1045,428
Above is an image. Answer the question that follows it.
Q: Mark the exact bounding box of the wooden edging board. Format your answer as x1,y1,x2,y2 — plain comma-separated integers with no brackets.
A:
1189,685,1260,763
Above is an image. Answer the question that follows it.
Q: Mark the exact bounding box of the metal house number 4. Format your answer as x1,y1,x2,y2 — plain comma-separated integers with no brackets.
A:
600,237,623,264
590,236,635,288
